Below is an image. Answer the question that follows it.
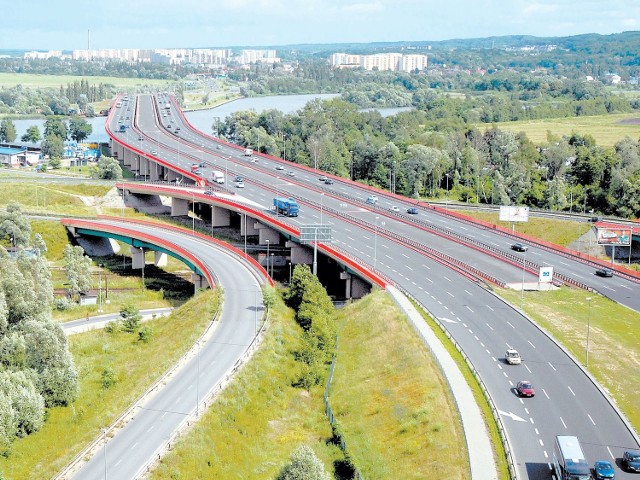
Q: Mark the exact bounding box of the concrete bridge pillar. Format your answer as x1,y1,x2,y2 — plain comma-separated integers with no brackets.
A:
340,271,369,299
149,160,161,181
211,206,231,227
255,223,280,245
240,214,259,236
154,251,167,267
171,198,190,216
285,241,313,264
131,246,145,269
191,273,210,290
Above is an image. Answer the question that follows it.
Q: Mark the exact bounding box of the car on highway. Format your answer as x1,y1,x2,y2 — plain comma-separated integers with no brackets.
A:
622,450,640,472
324,178,334,185
319,175,328,182
204,189,213,195
287,171,296,177
275,165,285,171
407,207,418,214
235,181,245,188
593,460,615,479
150,150,157,155
516,380,535,397
194,169,203,175
595,267,613,277
390,206,400,212
511,243,528,252
505,349,521,365
235,176,243,182
366,195,378,205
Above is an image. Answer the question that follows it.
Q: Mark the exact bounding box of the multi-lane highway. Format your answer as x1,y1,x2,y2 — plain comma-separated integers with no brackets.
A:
110,93,640,479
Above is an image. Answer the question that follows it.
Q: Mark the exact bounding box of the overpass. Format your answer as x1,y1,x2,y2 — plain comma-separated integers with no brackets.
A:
102,93,640,480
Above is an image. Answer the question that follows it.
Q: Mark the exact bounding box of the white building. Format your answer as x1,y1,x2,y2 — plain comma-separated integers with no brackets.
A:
331,52,428,72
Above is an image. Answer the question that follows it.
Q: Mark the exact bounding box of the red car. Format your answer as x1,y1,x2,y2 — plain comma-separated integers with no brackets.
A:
516,380,535,397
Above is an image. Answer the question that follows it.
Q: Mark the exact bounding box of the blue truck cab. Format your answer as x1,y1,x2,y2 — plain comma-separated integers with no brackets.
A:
273,197,299,217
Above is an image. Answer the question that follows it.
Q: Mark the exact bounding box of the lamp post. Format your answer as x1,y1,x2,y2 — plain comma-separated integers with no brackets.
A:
445,173,450,210
98,264,104,313
282,133,287,162
196,340,200,416
374,216,379,269
349,150,354,181
254,289,258,334
520,251,526,310
586,297,592,367
270,253,274,278
192,193,195,232
101,427,107,480
289,262,292,284
320,193,325,224
244,214,247,258
266,240,270,276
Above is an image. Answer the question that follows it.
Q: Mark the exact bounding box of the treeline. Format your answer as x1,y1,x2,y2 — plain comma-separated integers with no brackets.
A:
0,203,78,452
219,97,640,218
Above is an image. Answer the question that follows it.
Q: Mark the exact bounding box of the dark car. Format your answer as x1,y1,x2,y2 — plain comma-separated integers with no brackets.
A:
511,243,528,252
516,380,535,397
407,207,419,214
594,460,615,479
623,450,640,472
324,178,334,185
595,268,613,278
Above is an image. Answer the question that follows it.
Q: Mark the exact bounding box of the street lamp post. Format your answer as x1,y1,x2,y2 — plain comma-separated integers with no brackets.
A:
520,251,526,309
98,264,104,313
192,193,195,232
243,214,247,258
374,216,379,269
445,173,450,210
289,262,292,284
196,341,200,416
101,427,107,480
349,150,354,181
320,193,325,224
266,240,270,276
270,253,274,278
586,297,592,367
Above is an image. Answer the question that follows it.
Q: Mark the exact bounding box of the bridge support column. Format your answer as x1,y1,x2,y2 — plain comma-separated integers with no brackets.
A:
340,272,369,299
171,198,190,216
149,161,161,181
211,206,231,227
154,251,167,267
285,241,313,264
191,273,210,290
240,215,258,236
131,246,145,269
167,169,181,183
123,150,133,168
255,223,280,245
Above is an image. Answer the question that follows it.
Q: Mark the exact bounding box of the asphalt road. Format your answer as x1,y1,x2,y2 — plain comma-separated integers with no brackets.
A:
71,220,265,480
109,94,640,480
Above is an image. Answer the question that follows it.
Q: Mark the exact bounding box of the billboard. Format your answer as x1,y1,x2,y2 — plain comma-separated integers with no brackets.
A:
499,206,530,223
538,266,554,284
596,228,631,246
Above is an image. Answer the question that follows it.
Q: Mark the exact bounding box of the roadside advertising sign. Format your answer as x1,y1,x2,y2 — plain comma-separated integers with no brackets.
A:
499,206,530,222
596,228,631,246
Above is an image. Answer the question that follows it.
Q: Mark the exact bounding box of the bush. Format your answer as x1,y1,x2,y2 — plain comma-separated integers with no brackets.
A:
104,321,120,334
276,445,331,480
137,325,153,343
53,297,72,311
101,367,117,390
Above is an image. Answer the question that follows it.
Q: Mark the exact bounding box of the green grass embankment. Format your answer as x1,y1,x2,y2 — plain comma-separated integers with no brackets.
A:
330,290,470,479
0,290,218,480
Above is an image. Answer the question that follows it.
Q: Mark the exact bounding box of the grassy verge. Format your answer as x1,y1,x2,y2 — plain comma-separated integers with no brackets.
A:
0,72,171,90
480,112,640,148
455,210,591,247
331,290,470,479
0,290,218,480
497,287,640,431
149,293,343,479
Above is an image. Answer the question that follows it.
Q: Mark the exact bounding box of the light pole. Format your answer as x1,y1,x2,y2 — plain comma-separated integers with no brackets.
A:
266,240,270,276
374,216,379,269
192,193,195,232
254,289,258,334
270,253,274,278
445,173,450,210
320,193,325,224
288,262,292,284
196,340,200,416
349,150,354,181
282,134,287,162
586,297,592,367
98,264,104,313
101,427,107,480
520,250,526,309
244,214,247,258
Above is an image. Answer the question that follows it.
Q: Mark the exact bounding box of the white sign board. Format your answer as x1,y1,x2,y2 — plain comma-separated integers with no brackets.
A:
538,266,554,284
499,206,530,223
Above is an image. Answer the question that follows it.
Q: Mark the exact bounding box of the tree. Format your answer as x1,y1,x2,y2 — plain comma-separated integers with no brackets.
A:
0,119,17,143
0,201,31,248
276,445,331,480
62,244,92,300
41,135,64,161
120,304,141,333
21,125,41,143
94,156,123,180
69,117,92,142
43,117,68,140
283,265,316,311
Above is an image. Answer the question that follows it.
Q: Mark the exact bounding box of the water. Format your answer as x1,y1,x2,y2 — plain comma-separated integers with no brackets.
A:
10,94,413,142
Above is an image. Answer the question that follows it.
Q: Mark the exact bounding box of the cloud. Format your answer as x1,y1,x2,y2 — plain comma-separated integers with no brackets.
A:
341,1,385,14
522,2,558,16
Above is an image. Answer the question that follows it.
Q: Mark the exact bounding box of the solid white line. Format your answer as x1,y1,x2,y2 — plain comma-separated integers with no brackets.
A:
588,414,596,426
568,386,575,396
560,417,567,429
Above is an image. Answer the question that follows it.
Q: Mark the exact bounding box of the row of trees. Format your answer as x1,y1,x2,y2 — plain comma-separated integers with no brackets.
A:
0,203,78,451
218,97,640,218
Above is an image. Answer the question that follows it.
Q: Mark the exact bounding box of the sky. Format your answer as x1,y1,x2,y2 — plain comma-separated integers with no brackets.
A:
2,0,639,51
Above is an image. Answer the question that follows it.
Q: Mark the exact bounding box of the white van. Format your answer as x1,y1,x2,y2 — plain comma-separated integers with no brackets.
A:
505,349,521,365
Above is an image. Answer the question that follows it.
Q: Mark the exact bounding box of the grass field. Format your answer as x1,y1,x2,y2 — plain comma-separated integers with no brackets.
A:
0,291,218,480
331,291,470,479
0,72,172,90
483,113,640,148
498,287,640,432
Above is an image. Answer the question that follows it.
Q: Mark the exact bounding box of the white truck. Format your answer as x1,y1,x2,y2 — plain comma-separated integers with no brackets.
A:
211,170,225,184
243,148,253,156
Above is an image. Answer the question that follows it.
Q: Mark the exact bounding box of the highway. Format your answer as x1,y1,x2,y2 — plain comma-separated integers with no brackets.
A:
110,94,640,479
69,219,267,480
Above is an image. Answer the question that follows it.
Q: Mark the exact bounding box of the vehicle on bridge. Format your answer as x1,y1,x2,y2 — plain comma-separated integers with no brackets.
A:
553,435,592,480
118,124,128,133
211,170,225,184
244,148,253,156
273,197,299,217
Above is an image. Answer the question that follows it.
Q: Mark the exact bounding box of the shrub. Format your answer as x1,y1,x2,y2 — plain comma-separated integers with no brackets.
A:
137,325,153,343
101,367,117,390
54,297,72,311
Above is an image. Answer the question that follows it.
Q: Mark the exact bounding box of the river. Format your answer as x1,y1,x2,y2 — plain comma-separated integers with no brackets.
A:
11,94,412,143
